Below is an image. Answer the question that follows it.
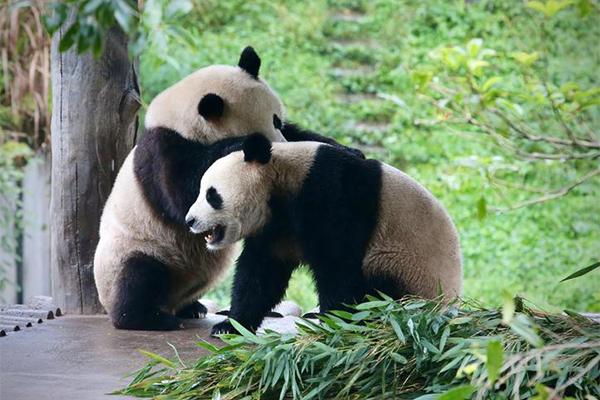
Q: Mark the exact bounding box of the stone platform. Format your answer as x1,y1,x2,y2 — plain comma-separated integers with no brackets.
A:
0,313,301,399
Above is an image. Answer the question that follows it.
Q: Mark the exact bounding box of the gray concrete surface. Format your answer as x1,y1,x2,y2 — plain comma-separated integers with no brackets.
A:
0,313,302,399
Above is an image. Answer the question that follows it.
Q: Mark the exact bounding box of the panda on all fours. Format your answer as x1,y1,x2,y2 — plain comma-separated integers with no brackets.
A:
185,134,463,335
93,47,363,331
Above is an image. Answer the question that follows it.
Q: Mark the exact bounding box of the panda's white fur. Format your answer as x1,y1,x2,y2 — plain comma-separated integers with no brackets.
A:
94,48,292,330
366,162,462,297
186,137,462,333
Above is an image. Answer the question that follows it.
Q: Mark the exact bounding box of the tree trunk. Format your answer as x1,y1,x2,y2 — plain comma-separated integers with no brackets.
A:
50,25,140,314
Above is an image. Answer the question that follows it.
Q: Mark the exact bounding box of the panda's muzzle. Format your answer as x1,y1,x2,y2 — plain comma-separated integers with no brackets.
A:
185,215,226,246
202,224,226,246
186,216,198,230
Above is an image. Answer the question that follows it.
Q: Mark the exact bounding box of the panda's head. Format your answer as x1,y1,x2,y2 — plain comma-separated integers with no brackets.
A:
145,47,286,144
185,134,274,250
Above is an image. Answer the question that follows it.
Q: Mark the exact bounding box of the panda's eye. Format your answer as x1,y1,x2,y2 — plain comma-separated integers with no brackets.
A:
273,114,282,130
206,187,223,210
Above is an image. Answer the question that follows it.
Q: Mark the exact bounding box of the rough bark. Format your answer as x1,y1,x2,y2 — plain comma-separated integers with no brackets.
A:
50,25,140,314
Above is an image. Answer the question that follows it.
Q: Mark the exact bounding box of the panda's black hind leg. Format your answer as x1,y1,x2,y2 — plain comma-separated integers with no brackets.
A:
176,301,208,319
110,253,183,331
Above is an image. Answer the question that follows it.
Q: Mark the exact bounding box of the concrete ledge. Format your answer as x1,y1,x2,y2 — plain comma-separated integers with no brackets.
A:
0,313,302,399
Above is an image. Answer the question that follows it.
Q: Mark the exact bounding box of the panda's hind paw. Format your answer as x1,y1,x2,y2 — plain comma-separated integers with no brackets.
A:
111,310,183,331
176,301,208,319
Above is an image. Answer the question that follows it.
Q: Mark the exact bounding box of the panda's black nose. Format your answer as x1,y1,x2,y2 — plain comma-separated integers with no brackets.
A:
186,217,196,229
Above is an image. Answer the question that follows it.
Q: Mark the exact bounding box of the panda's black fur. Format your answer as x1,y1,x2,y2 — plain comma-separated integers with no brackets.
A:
134,128,246,226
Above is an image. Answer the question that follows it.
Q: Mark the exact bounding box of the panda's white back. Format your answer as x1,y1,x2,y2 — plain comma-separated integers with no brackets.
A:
363,163,462,299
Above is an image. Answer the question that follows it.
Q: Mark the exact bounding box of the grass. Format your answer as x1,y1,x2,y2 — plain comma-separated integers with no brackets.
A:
139,0,600,312
118,296,600,399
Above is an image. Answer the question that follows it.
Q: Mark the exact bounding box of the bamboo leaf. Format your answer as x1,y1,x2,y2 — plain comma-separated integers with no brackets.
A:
355,300,389,310
476,196,487,220
560,261,600,282
510,314,544,347
137,350,177,369
196,340,220,353
486,340,503,385
449,317,472,325
437,384,476,400
389,317,406,343
439,326,451,352
351,310,371,321
390,352,408,364
502,291,515,323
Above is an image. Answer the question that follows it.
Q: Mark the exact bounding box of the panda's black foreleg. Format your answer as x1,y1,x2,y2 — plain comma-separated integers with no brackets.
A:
211,239,295,336
311,261,368,316
175,301,208,319
110,253,182,331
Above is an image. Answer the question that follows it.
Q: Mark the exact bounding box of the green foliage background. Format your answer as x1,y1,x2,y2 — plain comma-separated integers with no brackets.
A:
135,0,600,312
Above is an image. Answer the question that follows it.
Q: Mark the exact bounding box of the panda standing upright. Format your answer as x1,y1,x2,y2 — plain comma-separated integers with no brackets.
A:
94,47,362,330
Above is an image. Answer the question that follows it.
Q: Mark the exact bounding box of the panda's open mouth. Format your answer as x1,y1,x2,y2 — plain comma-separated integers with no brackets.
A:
203,224,225,245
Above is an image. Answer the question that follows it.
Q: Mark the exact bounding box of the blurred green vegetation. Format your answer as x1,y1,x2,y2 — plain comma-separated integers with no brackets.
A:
33,0,600,312
135,0,600,312
1,1,50,300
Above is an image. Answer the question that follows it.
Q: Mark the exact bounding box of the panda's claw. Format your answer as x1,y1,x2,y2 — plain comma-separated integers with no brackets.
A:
176,301,208,319
210,320,238,337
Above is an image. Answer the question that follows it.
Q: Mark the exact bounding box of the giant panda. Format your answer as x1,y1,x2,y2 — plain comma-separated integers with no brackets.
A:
94,47,362,330
185,134,462,335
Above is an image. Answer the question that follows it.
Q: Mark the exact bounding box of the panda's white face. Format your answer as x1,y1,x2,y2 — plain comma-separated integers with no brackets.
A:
185,151,273,250
144,47,286,144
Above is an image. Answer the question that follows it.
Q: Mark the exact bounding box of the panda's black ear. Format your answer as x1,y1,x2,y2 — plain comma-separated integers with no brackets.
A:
243,133,271,164
238,46,260,79
198,93,224,120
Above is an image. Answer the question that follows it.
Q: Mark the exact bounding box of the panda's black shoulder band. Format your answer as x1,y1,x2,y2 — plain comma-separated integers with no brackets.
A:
238,46,261,79
243,133,271,164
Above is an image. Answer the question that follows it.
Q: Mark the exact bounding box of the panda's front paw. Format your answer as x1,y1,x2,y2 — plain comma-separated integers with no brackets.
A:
211,319,246,336
176,301,208,319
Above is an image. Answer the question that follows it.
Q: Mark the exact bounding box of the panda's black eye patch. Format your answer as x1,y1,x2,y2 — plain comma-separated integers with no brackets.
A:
273,114,282,130
198,93,224,120
206,187,223,210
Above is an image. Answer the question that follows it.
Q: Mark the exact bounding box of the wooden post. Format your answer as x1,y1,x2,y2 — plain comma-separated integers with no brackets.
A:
50,25,140,314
